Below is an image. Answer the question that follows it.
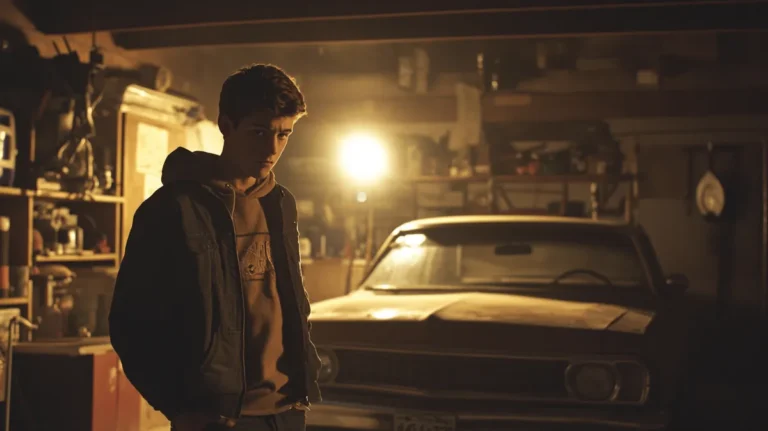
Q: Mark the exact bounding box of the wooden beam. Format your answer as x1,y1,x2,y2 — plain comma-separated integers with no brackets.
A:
13,0,548,33
110,1,768,49
307,97,457,123
15,0,767,46
483,90,768,123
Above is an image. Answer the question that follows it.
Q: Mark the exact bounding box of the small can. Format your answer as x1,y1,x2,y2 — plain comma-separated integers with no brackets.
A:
10,266,29,298
0,216,10,298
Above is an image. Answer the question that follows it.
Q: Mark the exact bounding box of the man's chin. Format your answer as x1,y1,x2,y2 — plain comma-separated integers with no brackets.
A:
255,168,273,180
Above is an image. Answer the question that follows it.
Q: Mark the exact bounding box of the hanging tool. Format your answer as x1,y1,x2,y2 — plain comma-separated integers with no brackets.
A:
696,142,726,219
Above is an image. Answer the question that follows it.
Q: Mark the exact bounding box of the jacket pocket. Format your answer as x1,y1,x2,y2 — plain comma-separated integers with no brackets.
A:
184,233,218,367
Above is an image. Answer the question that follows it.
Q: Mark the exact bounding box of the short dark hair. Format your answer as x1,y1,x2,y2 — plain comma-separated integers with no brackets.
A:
218,64,306,127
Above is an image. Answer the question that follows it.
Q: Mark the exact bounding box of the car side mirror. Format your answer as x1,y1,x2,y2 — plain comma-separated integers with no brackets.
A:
662,273,689,297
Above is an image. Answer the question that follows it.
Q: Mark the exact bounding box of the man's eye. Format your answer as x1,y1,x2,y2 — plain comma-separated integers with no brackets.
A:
253,130,266,137
278,133,290,140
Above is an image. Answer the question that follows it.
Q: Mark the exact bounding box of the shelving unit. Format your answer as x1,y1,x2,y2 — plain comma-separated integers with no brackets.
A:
0,104,125,337
1,81,198,428
0,183,123,329
410,173,638,221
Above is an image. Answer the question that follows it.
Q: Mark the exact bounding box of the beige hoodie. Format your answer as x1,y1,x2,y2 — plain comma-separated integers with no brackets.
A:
211,170,296,416
161,149,305,416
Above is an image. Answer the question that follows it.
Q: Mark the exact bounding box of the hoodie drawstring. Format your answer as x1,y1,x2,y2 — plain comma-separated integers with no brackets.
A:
225,183,237,218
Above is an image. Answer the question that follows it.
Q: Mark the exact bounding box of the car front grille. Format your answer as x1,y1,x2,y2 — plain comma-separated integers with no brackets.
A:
332,349,571,400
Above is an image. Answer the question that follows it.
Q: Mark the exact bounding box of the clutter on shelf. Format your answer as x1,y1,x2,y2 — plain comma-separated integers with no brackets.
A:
488,122,624,178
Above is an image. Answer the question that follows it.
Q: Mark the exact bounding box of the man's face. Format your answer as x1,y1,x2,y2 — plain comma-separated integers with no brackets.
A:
219,110,299,179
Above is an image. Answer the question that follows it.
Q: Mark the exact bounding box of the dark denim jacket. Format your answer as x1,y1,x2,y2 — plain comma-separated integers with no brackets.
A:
110,181,321,420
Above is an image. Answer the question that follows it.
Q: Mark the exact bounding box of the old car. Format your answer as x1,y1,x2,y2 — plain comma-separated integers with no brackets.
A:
305,215,700,430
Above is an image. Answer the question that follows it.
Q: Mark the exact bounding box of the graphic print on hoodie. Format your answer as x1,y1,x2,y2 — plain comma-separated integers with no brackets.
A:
213,170,298,416
161,148,295,416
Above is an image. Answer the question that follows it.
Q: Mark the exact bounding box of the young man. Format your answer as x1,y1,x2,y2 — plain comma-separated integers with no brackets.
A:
110,64,321,431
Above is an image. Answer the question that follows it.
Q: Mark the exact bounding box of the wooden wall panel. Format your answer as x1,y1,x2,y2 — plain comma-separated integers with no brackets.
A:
120,113,186,254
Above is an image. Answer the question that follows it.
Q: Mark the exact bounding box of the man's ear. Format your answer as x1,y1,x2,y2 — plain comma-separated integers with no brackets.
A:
218,115,234,138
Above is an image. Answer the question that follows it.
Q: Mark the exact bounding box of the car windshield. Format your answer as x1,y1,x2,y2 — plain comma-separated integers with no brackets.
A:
364,223,648,291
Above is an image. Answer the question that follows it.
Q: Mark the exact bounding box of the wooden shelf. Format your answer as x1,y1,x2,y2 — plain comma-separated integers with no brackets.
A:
411,173,637,221
0,187,124,203
493,174,636,184
32,190,125,204
36,253,119,264
411,174,636,184
411,176,491,184
0,297,30,306
0,186,25,197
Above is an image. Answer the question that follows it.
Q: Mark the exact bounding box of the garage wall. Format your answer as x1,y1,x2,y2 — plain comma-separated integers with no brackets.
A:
609,116,768,317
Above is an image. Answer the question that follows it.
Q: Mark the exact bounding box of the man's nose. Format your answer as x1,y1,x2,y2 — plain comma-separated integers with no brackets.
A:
267,134,280,154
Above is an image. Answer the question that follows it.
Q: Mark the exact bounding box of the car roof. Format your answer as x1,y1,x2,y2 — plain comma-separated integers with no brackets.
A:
396,215,634,234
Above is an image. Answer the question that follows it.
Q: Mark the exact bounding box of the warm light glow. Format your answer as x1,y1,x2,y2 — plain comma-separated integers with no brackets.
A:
356,191,368,203
395,234,427,248
339,133,388,183
371,308,400,320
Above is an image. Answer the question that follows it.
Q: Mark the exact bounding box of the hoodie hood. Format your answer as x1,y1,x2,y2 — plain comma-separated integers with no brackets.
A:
160,147,277,216
161,147,219,185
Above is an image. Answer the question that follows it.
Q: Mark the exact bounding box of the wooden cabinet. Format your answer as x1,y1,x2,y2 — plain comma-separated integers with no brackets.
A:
10,345,141,431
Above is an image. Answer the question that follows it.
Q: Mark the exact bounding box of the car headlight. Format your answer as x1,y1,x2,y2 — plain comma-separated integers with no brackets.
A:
566,363,619,402
317,349,338,383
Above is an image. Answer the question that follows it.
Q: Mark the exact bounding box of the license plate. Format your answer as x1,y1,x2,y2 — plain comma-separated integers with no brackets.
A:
394,414,456,431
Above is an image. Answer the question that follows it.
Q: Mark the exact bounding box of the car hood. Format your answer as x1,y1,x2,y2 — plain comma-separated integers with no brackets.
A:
310,291,655,335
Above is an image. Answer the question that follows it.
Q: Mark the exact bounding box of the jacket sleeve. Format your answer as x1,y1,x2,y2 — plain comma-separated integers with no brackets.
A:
109,192,184,421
